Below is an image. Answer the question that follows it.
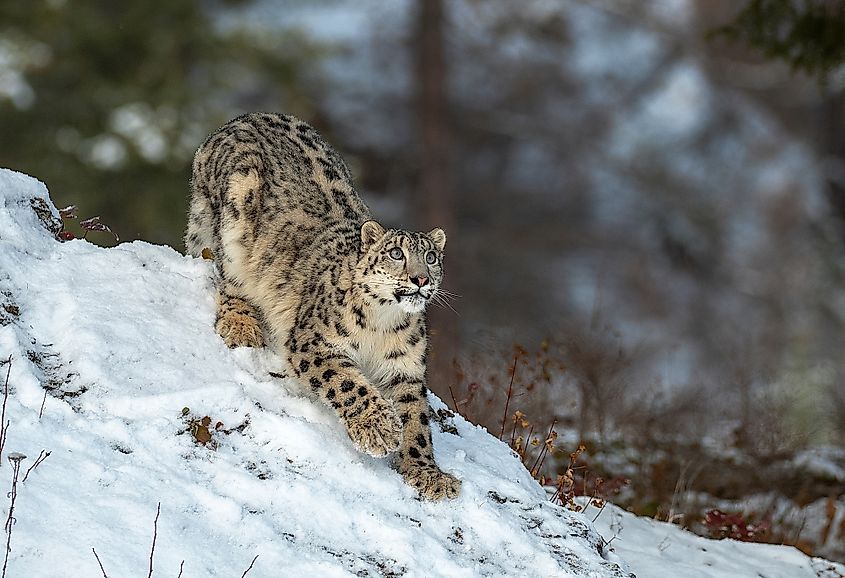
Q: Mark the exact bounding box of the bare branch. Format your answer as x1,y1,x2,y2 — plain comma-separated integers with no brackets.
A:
22,450,50,483
92,548,109,578
0,357,12,465
38,389,47,420
148,502,161,578
498,355,518,440
240,554,259,578
3,453,26,578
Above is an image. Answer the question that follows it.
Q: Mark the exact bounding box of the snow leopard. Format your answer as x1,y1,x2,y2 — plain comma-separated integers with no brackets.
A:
186,112,461,500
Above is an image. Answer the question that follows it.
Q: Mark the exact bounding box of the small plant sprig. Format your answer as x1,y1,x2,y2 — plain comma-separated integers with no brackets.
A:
548,445,628,514
550,444,586,511
0,357,12,466
241,554,259,577
507,409,560,480
56,205,119,242
3,453,26,578
93,502,166,578
498,355,518,440
503,407,620,515
92,548,109,578
147,502,160,578
21,450,50,483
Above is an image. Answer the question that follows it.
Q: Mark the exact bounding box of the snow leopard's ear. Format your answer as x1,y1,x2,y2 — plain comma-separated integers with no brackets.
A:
428,228,446,252
360,220,386,251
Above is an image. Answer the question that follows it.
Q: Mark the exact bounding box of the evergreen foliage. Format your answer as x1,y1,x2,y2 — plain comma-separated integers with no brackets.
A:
715,0,845,81
0,0,319,247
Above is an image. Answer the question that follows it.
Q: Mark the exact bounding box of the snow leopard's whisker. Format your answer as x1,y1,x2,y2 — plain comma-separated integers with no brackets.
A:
433,289,460,305
435,289,461,299
431,292,460,316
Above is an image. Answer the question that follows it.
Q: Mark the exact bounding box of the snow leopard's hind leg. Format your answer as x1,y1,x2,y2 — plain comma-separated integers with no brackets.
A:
189,146,267,349
213,166,267,349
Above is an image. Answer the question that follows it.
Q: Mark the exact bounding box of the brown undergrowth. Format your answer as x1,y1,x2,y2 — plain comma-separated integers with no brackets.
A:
448,345,627,513
446,341,845,562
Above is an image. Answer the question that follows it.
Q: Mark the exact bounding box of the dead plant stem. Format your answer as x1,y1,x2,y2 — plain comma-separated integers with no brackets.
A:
92,548,109,578
148,502,161,578
241,554,259,577
0,357,11,465
499,355,518,440
3,454,25,578
21,450,50,483
529,419,557,475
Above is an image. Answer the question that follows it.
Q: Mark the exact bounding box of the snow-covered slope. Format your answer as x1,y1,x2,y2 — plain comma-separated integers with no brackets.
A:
0,168,842,578
585,500,845,578
0,169,628,577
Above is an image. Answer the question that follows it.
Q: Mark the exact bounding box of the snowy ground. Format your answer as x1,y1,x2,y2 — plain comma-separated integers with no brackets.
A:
584,499,845,578
0,167,841,577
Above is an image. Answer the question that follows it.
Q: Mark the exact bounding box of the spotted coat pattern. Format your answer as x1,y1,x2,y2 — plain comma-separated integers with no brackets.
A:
186,113,460,500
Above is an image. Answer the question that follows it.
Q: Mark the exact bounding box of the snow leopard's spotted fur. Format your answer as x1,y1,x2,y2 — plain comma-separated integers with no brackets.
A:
186,112,460,500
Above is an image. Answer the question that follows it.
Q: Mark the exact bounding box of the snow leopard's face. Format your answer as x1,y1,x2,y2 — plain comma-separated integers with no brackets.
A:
357,221,446,314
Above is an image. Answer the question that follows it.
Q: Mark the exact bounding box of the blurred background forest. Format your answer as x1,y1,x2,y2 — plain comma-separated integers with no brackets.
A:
2,0,845,560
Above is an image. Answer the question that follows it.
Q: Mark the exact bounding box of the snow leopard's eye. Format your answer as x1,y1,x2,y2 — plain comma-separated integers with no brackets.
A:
425,251,437,265
389,247,404,260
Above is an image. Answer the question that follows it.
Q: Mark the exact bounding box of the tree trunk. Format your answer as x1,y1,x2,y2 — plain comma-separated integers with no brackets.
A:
822,90,845,237
415,0,458,400
578,383,592,444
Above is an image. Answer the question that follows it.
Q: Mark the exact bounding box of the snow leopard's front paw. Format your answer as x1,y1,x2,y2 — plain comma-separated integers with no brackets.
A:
215,309,265,348
401,463,461,501
346,397,403,457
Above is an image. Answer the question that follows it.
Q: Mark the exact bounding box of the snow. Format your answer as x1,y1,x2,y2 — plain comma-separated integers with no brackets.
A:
0,167,842,577
585,500,845,578
790,447,845,482
0,169,627,577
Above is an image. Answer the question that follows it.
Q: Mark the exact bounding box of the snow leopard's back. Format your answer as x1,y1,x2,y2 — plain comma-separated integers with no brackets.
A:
186,112,370,261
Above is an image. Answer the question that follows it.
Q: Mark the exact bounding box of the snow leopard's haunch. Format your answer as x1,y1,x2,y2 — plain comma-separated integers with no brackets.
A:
186,112,460,500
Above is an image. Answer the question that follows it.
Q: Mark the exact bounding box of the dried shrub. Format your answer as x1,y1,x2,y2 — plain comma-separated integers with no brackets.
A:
703,509,771,542
56,204,119,243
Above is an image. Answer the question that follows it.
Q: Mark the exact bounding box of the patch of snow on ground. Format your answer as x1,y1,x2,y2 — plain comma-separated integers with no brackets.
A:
584,500,845,578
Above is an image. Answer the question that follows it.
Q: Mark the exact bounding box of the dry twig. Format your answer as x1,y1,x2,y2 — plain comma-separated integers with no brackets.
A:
3,453,26,578
92,548,109,578
498,355,518,440
21,450,50,483
38,389,47,420
0,357,11,464
241,554,259,577
148,502,161,578
529,419,557,476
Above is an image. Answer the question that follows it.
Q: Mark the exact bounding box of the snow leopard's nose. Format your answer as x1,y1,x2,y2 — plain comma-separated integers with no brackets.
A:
411,276,429,287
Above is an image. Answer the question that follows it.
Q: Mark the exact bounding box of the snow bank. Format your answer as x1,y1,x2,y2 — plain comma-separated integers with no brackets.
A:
0,169,628,576
0,168,842,578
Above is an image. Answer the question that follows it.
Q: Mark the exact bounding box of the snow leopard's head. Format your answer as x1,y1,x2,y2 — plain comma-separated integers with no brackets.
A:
355,220,446,314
